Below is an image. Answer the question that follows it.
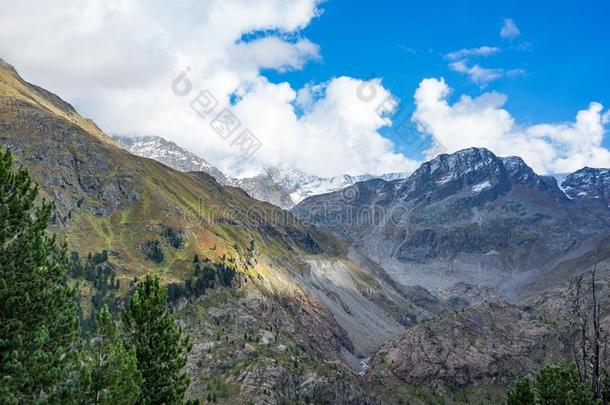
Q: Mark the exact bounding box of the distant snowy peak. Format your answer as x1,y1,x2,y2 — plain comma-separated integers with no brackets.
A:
113,135,227,184
561,167,610,204
234,167,410,209
113,135,410,209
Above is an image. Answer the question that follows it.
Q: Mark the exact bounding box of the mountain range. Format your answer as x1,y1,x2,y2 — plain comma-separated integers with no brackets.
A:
113,134,409,209
2,56,610,403
293,147,610,298
0,56,446,403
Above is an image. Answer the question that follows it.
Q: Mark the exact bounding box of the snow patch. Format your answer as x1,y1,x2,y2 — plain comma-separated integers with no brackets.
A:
472,181,491,193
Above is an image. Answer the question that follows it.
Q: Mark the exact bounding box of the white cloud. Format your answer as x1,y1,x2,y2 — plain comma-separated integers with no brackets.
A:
445,46,500,61
229,76,419,177
0,0,415,177
230,37,321,73
449,61,524,87
412,78,610,174
445,45,523,87
501,18,520,39
449,61,503,87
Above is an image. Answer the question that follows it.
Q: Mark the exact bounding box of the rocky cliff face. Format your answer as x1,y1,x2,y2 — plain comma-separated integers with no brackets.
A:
293,148,610,296
561,167,610,205
365,301,565,403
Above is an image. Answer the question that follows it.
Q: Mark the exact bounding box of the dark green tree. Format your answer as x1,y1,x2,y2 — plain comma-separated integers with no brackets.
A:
81,306,141,404
507,377,536,405
122,275,191,404
507,363,594,405
0,148,80,403
535,363,592,404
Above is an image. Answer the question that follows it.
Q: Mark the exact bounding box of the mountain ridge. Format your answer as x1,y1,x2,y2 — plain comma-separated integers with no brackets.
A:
293,146,610,298
113,134,410,209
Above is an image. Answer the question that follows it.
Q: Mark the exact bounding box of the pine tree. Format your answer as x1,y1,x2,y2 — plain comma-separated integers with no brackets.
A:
81,306,141,404
535,363,592,404
0,148,80,403
507,363,594,405
507,377,536,405
121,275,192,404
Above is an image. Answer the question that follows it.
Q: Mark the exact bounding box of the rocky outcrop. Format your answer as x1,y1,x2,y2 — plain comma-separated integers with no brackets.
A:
0,105,140,224
365,302,565,403
369,302,554,388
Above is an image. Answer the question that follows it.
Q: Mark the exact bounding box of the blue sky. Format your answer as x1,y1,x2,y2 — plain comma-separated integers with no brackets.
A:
267,0,610,157
2,0,609,176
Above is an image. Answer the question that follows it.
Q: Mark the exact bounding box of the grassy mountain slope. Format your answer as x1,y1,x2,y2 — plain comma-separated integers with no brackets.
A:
0,58,445,403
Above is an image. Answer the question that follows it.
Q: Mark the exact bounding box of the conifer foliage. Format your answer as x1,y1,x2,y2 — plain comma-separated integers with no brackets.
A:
122,274,192,404
80,306,141,404
0,148,79,403
507,363,593,404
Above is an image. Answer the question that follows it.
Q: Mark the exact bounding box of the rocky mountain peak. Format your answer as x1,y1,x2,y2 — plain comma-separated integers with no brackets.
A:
395,148,563,201
396,148,509,201
113,135,227,184
113,134,410,209
562,167,610,203
420,147,501,181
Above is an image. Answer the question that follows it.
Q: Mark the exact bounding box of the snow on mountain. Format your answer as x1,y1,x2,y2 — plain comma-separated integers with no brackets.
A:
113,135,410,209
113,135,228,184
560,167,610,204
472,180,491,193
249,167,409,208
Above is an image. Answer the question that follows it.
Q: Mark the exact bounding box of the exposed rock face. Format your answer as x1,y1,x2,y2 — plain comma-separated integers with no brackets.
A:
301,257,438,357
0,74,140,225
293,148,610,295
229,171,296,210
365,302,565,403
371,303,551,388
562,167,610,204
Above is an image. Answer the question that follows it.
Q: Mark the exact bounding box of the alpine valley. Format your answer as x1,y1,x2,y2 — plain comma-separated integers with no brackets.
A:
2,56,610,404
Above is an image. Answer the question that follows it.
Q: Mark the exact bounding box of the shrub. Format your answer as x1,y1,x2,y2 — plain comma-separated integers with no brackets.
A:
143,240,164,263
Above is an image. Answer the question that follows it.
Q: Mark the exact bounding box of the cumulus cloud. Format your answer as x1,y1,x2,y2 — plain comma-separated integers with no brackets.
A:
0,0,415,177
501,18,520,39
445,46,500,61
412,78,610,174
